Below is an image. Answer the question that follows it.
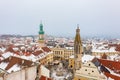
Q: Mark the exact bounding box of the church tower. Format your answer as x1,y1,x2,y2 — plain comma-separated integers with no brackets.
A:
38,23,45,47
74,25,83,70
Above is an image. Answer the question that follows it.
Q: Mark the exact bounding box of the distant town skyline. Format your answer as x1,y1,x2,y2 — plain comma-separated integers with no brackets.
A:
0,0,120,38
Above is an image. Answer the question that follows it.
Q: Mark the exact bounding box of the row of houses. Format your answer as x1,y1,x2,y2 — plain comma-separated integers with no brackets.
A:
0,42,53,80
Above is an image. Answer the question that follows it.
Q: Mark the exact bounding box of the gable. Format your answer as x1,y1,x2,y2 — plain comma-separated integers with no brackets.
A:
83,61,96,68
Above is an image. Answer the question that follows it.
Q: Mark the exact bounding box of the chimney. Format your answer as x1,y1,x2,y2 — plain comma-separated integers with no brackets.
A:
9,56,11,61
22,60,24,64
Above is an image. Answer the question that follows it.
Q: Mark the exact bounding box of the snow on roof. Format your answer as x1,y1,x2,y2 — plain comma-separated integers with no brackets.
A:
65,47,74,50
2,52,13,59
14,43,24,46
20,55,36,62
115,56,120,61
30,42,37,45
7,64,20,73
0,56,34,73
109,54,118,60
0,62,9,70
69,54,95,63
0,47,6,52
92,46,116,53
21,46,25,50
19,51,51,62
82,55,94,63
0,57,4,61
47,46,54,48
13,47,19,51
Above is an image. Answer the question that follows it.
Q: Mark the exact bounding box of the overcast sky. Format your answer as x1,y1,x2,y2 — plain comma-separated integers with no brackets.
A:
0,0,120,37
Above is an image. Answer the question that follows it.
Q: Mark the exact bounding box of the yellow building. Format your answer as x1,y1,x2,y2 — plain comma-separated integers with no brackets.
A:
39,47,53,65
92,45,119,56
92,51,119,57
38,53,53,65
46,51,53,64
64,47,74,60
69,55,74,69
51,45,74,60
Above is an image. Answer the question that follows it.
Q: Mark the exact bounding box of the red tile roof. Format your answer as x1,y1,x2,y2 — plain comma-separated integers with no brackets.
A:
5,47,15,53
42,47,51,52
40,75,52,80
23,52,31,56
115,45,120,52
33,50,43,56
40,76,46,80
0,56,33,70
14,51,21,55
104,72,120,80
98,59,120,73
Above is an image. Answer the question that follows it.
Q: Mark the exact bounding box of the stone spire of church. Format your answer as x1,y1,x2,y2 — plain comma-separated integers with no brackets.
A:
74,24,83,70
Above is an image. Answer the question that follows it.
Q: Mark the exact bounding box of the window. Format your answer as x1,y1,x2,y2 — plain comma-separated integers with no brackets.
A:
89,64,91,66
85,69,87,71
92,70,94,72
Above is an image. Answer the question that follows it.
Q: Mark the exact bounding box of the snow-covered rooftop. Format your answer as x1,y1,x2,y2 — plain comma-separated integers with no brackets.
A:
2,52,13,59
92,45,116,53
7,64,20,73
82,55,94,63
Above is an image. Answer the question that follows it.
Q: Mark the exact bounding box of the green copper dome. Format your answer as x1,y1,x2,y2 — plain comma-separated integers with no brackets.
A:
39,23,45,34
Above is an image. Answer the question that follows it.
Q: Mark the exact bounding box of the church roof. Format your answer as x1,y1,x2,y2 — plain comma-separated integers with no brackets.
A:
39,23,44,34
98,59,120,72
74,27,82,45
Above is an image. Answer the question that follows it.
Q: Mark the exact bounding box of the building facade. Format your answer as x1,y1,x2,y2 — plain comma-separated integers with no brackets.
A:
51,45,74,60
74,62,106,80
